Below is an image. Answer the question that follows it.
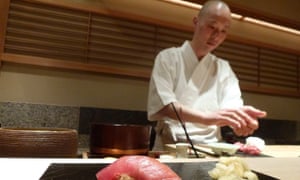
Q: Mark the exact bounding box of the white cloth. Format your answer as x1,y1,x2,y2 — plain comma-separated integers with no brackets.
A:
147,41,243,150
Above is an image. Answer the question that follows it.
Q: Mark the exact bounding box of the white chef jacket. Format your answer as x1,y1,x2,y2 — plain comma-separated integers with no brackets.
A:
147,41,243,150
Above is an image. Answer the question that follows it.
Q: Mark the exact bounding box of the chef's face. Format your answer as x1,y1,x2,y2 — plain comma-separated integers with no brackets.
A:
192,10,231,57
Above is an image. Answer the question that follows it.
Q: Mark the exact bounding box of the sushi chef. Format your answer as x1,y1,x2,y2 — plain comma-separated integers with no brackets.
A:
147,0,267,150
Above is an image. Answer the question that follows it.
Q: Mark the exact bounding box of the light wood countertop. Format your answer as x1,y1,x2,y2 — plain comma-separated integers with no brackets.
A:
0,145,299,180
261,145,300,157
245,157,300,180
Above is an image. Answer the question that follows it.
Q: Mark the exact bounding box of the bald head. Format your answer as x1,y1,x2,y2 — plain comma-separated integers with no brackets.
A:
198,0,231,20
191,0,232,58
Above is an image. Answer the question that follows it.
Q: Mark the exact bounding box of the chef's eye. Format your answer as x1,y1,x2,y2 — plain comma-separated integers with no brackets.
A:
221,29,227,34
209,25,216,30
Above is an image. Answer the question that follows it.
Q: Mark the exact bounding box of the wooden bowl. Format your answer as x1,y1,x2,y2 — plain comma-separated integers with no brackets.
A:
90,123,151,157
0,127,78,157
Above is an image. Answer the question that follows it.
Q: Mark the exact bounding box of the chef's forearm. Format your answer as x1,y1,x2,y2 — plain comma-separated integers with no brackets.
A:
156,102,206,124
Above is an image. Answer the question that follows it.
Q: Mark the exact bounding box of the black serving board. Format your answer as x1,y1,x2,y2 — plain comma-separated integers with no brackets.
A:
40,161,279,180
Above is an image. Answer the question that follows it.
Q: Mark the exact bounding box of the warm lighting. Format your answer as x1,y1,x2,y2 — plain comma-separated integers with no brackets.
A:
231,13,242,20
161,0,300,36
163,0,202,9
244,17,300,36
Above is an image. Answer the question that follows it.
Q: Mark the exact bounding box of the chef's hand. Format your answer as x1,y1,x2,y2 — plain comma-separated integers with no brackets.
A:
205,106,266,136
233,106,267,136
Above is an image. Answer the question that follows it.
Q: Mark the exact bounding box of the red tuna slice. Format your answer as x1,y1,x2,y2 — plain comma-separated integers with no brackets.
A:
235,142,261,155
96,155,181,180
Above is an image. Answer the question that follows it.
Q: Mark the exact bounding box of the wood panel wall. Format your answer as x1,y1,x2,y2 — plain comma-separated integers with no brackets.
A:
0,0,299,97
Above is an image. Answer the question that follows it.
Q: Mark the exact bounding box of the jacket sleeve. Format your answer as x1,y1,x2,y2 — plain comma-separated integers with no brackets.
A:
147,49,178,121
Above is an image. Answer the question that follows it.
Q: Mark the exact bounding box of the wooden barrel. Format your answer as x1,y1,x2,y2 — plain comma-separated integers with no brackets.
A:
90,123,151,157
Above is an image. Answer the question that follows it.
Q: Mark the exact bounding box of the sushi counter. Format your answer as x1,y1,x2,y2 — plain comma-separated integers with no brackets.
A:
0,145,299,180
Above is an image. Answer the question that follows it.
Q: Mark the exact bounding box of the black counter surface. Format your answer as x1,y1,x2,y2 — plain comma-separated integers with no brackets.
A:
40,161,279,180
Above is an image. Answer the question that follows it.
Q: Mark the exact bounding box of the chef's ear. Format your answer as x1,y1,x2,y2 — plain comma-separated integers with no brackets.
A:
193,16,198,26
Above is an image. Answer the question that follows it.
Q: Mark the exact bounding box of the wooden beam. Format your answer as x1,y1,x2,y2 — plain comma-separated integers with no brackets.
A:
0,0,10,67
1,53,151,80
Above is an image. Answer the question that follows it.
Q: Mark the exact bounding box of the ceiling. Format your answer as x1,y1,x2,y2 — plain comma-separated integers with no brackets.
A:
186,0,300,30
